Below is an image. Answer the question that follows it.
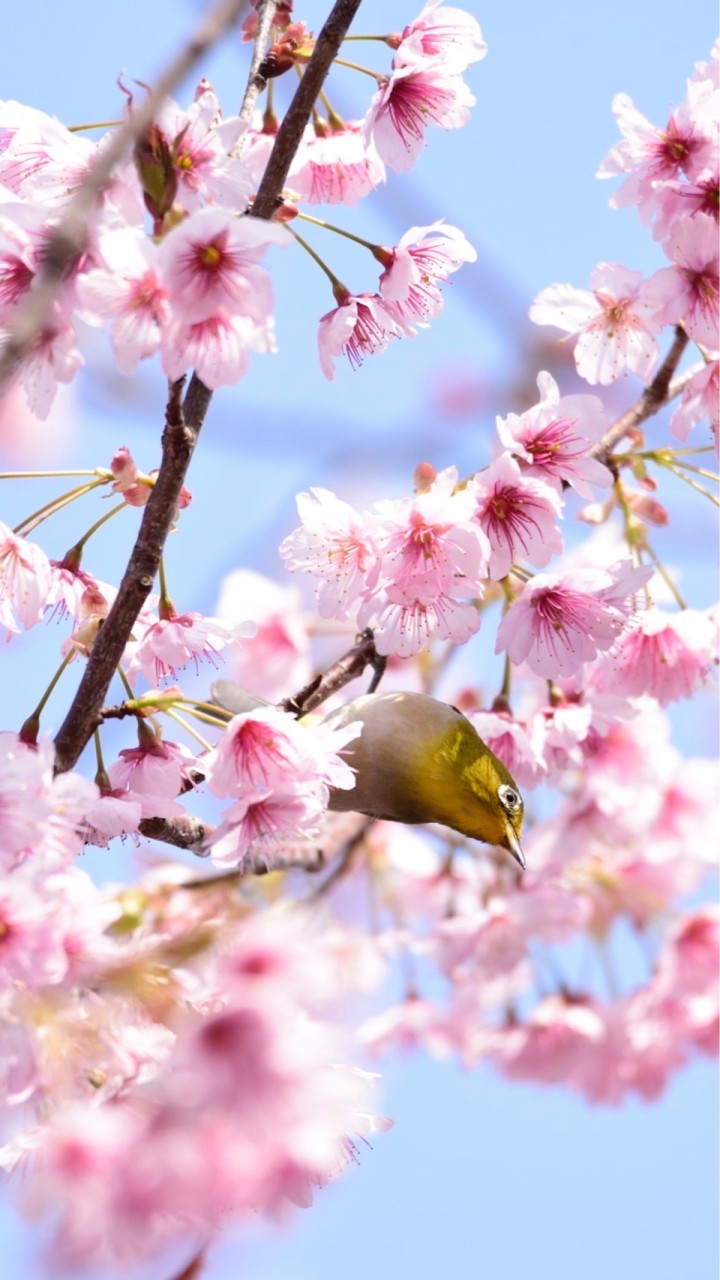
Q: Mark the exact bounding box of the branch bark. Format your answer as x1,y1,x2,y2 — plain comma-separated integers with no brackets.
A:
591,327,690,468
52,0,367,774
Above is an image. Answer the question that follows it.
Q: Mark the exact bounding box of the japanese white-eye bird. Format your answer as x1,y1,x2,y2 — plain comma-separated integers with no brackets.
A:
209,683,525,869
321,691,525,869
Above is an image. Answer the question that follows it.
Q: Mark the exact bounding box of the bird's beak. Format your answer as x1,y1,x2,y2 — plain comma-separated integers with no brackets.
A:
504,825,526,871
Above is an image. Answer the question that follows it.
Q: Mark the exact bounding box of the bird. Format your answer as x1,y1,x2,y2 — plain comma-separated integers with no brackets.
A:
208,682,525,870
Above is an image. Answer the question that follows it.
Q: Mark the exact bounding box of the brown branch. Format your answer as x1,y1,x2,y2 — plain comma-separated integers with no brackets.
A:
0,0,249,393
54,381,197,771
591,327,690,468
280,628,384,716
252,0,365,219
238,0,278,121
53,0,367,773
139,814,212,851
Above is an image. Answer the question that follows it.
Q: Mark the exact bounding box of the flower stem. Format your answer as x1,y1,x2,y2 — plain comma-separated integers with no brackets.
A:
72,501,127,554
13,478,108,536
287,225,348,293
643,541,688,609
24,651,75,729
68,119,123,132
332,56,383,81
296,209,381,252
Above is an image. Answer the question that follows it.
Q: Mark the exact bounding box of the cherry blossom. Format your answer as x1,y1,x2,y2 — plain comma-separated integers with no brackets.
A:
215,568,312,701
76,229,169,374
377,219,477,323
158,208,288,324
160,309,276,387
590,607,716,704
496,370,613,497
496,559,653,678
126,610,248,686
0,521,53,632
597,87,717,226
318,290,412,378
671,359,719,443
364,66,475,173
288,120,386,205
392,0,488,74
644,213,719,350
152,80,254,213
373,466,489,600
107,736,198,820
279,486,379,618
470,452,563,578
530,262,663,385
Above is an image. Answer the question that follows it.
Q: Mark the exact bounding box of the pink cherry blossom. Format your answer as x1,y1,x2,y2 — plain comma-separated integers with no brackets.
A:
205,703,358,800
7,303,84,418
0,733,97,871
591,607,715,704
107,737,197,819
364,65,475,174
529,262,662,385
0,521,53,632
393,0,487,74
496,559,653,678
0,101,142,220
373,466,489,598
597,88,716,225
378,219,476,324
0,201,53,318
470,452,563,578
207,786,326,867
288,120,386,205
159,208,288,324
153,80,254,213
279,486,380,618
215,568,312,701
496,370,613,496
318,291,412,379
644,213,719,351
649,166,719,245
160,309,276,387
76,229,169,374
671,359,719,444
126,610,247,686
360,583,480,657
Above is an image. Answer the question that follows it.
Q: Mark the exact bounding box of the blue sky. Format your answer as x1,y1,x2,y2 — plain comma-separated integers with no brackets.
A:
0,1,718,1276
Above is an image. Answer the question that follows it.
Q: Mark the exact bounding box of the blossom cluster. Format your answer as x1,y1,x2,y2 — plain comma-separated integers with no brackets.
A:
529,47,718,445
0,11,718,1277
0,0,486,413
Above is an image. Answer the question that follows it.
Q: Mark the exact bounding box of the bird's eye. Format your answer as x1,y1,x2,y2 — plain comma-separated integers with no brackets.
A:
498,783,520,811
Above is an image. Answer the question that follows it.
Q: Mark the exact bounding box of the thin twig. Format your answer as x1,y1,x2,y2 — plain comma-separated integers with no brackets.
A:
252,0,365,219
280,628,382,716
591,327,690,468
238,0,278,122
0,0,249,392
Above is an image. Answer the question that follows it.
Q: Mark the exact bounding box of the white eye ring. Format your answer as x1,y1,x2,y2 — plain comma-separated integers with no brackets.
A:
498,783,521,811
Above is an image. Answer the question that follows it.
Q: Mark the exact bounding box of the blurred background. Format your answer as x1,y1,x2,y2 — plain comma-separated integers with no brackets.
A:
1,1,718,1277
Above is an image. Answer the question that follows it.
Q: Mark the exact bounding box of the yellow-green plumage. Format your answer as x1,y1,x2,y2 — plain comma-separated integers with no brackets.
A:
324,692,525,868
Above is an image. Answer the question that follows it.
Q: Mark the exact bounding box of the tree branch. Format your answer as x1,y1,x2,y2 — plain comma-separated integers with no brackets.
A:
0,0,249,393
52,0,368,774
591,327,690,468
238,0,278,121
280,628,384,716
252,0,365,219
139,814,212,851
